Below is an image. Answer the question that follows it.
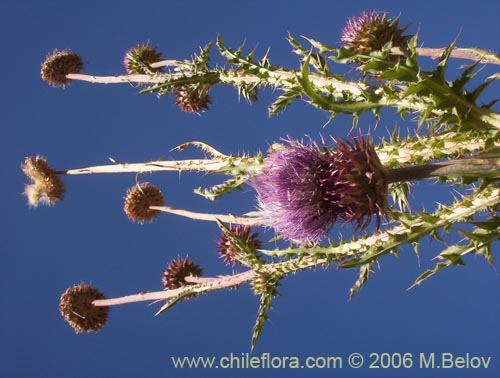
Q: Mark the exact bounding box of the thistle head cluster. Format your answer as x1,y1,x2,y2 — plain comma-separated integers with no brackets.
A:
41,49,83,87
217,225,262,266
59,284,109,333
22,156,65,206
254,135,388,244
123,183,164,223
340,11,410,54
174,84,212,114
162,256,203,299
123,42,163,75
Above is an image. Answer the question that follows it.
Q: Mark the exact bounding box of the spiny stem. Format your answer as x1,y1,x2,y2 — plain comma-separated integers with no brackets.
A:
387,157,500,183
93,254,331,307
391,46,500,65
56,158,253,175
184,275,218,284
93,270,256,306
150,206,264,225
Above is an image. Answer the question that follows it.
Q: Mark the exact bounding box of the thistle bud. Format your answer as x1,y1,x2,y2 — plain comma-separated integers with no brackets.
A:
340,11,410,55
123,42,163,75
162,256,203,298
41,49,83,87
174,84,212,114
217,225,262,266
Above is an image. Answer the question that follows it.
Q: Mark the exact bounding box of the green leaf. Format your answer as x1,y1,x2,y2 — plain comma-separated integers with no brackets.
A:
408,261,453,290
349,262,374,300
155,289,195,316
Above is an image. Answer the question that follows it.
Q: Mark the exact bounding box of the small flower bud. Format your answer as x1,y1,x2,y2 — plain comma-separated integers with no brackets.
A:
162,256,203,298
340,11,410,55
59,284,109,333
41,49,83,87
123,42,163,75
217,225,262,266
174,84,212,114
124,183,164,223
22,156,65,206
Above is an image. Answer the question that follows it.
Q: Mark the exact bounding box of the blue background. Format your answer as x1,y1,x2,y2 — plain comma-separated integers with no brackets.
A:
1,0,499,377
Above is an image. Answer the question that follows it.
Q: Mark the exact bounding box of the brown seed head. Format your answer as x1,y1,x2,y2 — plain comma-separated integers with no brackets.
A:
22,156,65,206
124,183,164,223
59,283,109,333
41,49,83,87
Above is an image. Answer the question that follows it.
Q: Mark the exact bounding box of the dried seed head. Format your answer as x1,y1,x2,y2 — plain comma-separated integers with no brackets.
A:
59,283,109,333
217,225,262,266
174,84,212,114
123,42,163,75
254,135,389,244
22,156,65,206
162,256,203,298
124,183,164,223
41,49,83,87
340,11,410,55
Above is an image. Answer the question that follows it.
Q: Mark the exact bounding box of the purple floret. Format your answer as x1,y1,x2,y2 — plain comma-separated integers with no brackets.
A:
254,136,388,244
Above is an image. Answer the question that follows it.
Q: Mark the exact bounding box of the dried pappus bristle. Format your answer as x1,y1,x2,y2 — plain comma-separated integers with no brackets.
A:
41,49,84,87
162,256,203,299
21,156,65,207
124,183,164,223
59,283,109,333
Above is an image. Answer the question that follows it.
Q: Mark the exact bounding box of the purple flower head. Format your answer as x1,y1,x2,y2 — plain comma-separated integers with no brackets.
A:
254,135,388,244
340,11,410,54
217,224,262,266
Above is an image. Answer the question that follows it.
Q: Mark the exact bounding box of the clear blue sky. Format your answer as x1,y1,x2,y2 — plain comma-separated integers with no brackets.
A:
1,1,499,377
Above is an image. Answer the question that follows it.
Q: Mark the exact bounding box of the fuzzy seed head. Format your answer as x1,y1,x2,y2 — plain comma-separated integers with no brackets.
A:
41,49,83,87
162,256,203,299
124,183,164,223
217,225,262,266
254,135,388,244
22,156,65,206
340,11,410,54
174,84,212,114
123,42,163,75
59,284,109,333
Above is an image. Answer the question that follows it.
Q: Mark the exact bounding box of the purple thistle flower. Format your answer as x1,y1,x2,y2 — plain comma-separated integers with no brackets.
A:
340,11,410,54
254,135,388,244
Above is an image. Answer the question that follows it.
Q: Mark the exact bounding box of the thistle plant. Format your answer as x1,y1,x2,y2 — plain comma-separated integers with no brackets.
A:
27,11,500,350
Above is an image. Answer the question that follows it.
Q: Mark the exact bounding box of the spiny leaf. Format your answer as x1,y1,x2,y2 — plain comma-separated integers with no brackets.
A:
155,289,197,316
251,274,280,351
349,262,374,300
408,261,453,290
194,175,247,201
171,140,227,158
268,87,302,116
